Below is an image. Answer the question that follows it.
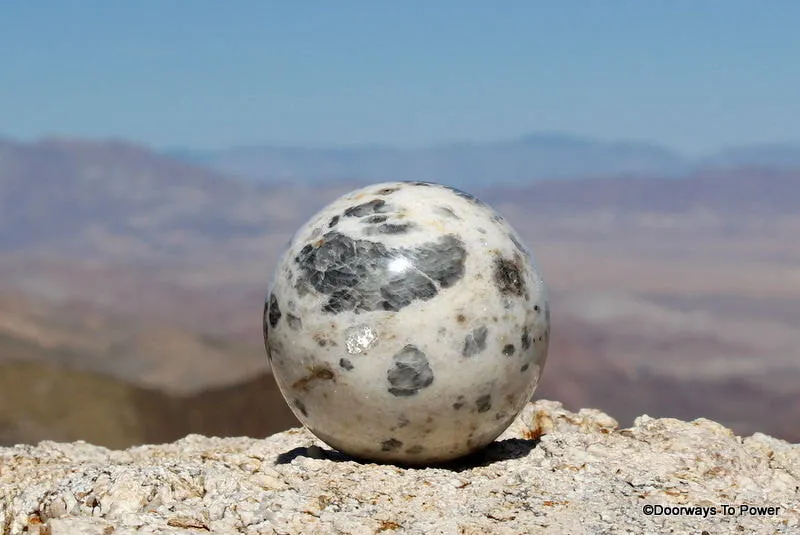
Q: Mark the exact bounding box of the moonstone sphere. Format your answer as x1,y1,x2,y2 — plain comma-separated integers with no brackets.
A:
263,181,549,465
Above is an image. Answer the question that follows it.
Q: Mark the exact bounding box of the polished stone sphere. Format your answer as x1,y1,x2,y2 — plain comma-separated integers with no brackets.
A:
263,181,549,464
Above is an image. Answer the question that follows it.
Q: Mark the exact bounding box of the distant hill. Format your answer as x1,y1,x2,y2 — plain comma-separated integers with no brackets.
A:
166,132,800,187
0,137,339,259
3,136,800,261
166,132,688,187
701,143,800,169
0,360,298,448
2,135,800,448
480,166,800,217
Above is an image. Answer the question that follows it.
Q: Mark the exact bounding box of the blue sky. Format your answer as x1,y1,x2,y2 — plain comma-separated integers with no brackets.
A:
2,1,798,154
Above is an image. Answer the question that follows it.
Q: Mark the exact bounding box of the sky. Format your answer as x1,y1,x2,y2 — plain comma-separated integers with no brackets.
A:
2,1,799,155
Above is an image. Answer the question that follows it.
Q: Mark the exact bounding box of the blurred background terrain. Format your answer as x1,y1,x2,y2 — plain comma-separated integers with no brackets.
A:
2,2,799,446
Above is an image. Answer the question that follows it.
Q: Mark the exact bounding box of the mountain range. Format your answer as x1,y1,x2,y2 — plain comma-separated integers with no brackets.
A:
4,136,800,259
168,132,800,187
1,134,799,446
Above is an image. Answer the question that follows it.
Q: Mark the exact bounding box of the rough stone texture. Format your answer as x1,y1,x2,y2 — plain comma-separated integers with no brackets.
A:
1,400,798,535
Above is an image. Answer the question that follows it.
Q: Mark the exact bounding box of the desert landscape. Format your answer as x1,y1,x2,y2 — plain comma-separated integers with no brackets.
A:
0,137,799,447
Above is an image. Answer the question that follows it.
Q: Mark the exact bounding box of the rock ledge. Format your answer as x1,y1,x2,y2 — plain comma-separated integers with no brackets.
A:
1,400,798,534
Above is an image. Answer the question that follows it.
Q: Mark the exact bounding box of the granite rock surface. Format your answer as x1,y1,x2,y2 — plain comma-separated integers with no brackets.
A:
1,400,797,534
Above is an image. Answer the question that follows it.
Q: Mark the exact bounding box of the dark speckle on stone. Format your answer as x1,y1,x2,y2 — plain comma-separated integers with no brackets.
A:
379,280,436,312
323,290,359,314
377,222,415,234
494,256,526,297
521,363,530,372
476,394,492,413
262,301,270,351
397,415,410,427
294,399,308,418
387,345,434,397
269,346,283,365
381,438,403,452
406,445,424,455
286,313,302,330
508,232,528,255
441,184,486,206
453,395,466,410
521,326,532,350
328,215,340,228
294,279,311,297
502,344,515,356
405,181,433,187
344,199,390,218
268,293,282,328
409,235,467,289
534,305,540,312
365,215,388,224
339,358,354,371
462,326,489,357
434,206,460,219
377,187,400,195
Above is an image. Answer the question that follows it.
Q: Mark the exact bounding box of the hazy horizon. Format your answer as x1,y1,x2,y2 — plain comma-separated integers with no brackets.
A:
6,130,800,162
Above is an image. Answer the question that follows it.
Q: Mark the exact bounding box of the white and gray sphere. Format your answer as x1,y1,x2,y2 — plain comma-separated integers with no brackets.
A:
263,181,550,465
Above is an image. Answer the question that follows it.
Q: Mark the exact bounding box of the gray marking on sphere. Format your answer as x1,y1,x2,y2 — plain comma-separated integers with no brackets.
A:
293,232,466,314
286,313,302,330
387,345,434,397
268,293,282,328
294,398,308,417
344,199,390,218
434,206,460,219
521,326,532,351
439,184,487,206
476,394,492,413
366,222,416,235
376,187,400,196
508,232,529,256
462,326,489,357
494,256,526,297
381,438,403,452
